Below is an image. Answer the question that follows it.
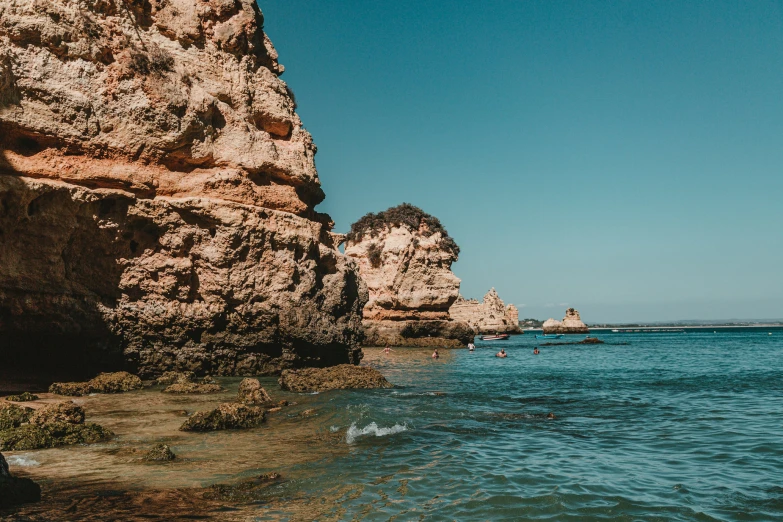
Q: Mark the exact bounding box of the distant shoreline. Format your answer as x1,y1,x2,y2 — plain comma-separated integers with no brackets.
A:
523,324,782,332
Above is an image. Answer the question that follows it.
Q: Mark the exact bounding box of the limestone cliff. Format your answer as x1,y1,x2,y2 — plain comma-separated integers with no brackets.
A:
0,0,367,377
542,308,589,334
343,204,473,347
449,288,522,334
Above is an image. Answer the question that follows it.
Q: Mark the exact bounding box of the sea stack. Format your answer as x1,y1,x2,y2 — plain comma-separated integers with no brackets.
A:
343,204,474,347
0,0,366,377
542,308,589,334
449,288,523,334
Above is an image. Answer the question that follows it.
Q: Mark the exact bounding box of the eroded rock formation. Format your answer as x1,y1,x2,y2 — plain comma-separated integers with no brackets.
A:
343,204,473,348
0,0,366,377
449,288,522,334
542,308,589,334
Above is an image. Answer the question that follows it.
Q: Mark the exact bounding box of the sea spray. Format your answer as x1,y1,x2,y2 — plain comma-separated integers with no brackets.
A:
346,422,409,444
6,455,39,467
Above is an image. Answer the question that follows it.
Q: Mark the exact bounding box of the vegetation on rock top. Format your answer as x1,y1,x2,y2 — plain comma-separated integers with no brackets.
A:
347,203,460,258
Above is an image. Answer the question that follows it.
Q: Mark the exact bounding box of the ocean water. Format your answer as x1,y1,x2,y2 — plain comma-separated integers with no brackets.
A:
262,329,783,521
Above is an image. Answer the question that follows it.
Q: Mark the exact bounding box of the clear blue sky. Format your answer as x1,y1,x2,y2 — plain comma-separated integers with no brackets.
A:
261,0,783,323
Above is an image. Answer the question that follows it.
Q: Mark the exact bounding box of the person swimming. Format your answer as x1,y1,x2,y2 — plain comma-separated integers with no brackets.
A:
432,349,439,359
496,349,507,358
533,347,540,355
468,342,475,351
384,344,393,354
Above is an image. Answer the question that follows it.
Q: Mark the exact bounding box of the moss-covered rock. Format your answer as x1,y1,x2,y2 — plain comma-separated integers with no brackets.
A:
202,472,282,502
5,392,39,402
48,381,91,396
50,371,143,396
155,371,197,385
30,402,85,426
162,383,224,394
143,443,176,462
279,365,393,393
180,403,265,432
0,424,53,451
0,452,41,508
237,378,272,405
0,404,32,430
88,372,143,393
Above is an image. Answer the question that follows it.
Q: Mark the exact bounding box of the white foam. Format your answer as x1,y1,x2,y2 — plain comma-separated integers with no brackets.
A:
346,422,408,444
330,425,340,433
6,455,40,467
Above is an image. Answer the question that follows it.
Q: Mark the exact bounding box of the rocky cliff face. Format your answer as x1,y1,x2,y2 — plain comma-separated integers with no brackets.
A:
449,288,522,334
0,0,366,377
542,308,589,334
343,204,473,347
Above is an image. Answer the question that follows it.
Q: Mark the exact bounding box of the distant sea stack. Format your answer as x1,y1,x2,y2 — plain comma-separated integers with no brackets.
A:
0,0,367,377
543,308,589,334
449,289,523,334
344,204,474,348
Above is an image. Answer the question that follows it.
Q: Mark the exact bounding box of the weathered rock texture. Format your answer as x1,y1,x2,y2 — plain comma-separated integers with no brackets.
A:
0,0,366,378
279,364,393,393
542,308,589,334
449,288,523,334
344,204,473,348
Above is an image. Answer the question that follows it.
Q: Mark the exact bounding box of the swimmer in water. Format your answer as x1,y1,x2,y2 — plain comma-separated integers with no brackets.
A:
432,349,439,359
468,342,475,351
384,344,393,354
496,349,507,358
533,347,540,355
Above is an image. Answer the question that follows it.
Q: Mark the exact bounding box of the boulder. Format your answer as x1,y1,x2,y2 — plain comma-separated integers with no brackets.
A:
5,392,39,402
180,403,265,432
143,443,176,462
542,308,590,334
279,365,393,393
30,402,85,426
0,404,32,430
155,372,197,385
449,289,523,334
49,372,143,396
203,472,282,501
237,378,272,405
0,452,41,508
48,382,91,397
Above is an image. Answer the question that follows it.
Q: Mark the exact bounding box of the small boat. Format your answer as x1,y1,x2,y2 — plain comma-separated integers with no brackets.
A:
481,334,510,341
612,329,619,333
535,334,564,339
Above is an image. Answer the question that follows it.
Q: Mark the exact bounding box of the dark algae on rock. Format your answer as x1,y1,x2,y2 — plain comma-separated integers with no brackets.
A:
5,392,39,402
143,444,177,462
279,365,393,393
0,452,41,508
49,372,143,396
0,402,112,451
180,403,265,432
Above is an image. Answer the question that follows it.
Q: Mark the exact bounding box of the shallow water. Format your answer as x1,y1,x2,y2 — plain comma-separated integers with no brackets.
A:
5,329,783,521
275,329,783,521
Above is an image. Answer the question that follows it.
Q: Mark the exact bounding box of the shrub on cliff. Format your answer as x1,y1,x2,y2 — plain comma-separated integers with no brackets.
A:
367,242,383,268
347,203,460,258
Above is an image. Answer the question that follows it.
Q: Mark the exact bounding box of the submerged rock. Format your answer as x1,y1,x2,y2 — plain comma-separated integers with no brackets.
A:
5,392,39,402
162,383,224,394
344,204,473,348
203,472,282,502
144,444,176,462
0,402,112,451
0,452,41,508
49,372,143,396
279,365,393,393
237,378,272,405
0,404,32,430
180,403,265,432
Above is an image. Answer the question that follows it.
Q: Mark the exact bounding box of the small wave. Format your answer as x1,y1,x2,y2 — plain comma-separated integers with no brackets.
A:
330,425,340,433
346,422,408,444
6,455,40,467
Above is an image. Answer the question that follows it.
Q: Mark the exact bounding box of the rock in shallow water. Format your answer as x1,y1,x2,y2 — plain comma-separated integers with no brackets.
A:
0,404,32,430
203,472,282,502
30,402,85,426
5,392,39,402
279,365,393,393
0,452,41,508
0,402,113,451
162,383,224,394
237,378,272,405
144,444,177,462
50,372,143,396
180,403,265,432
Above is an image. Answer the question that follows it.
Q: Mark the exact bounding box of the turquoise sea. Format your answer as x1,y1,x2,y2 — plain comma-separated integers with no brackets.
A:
264,329,783,521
